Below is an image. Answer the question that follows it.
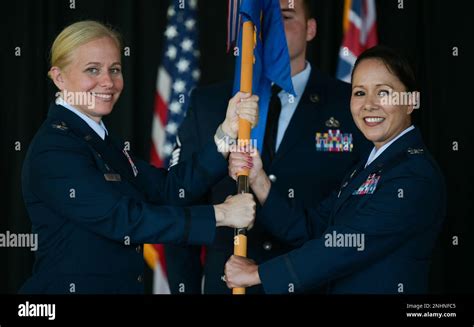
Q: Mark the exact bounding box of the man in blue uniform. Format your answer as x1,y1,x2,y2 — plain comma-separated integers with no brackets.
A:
164,0,371,294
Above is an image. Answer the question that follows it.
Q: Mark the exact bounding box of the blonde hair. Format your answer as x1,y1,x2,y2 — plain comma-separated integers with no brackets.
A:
48,20,122,79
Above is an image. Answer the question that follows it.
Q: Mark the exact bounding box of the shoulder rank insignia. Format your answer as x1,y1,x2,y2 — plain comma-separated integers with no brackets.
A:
353,173,380,195
315,129,353,152
51,121,68,131
407,148,424,155
325,117,340,128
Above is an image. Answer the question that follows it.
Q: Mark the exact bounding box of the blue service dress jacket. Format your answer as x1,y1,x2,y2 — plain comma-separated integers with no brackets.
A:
19,102,227,294
257,127,446,294
164,68,372,293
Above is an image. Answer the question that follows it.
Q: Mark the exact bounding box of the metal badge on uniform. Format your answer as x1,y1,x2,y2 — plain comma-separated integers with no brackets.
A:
51,121,68,131
352,173,380,195
310,93,320,103
407,147,424,155
104,173,122,182
325,117,340,128
123,149,138,177
315,129,353,152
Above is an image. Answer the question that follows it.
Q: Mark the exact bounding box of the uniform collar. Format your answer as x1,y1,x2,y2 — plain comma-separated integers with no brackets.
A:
332,127,425,214
47,101,107,143
364,126,422,170
47,101,141,186
365,125,415,168
273,62,311,105
283,61,311,98
55,97,108,140
341,126,424,195
270,68,331,163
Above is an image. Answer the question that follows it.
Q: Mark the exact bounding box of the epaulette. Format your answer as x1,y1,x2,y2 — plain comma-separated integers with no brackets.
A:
407,147,424,155
51,121,69,132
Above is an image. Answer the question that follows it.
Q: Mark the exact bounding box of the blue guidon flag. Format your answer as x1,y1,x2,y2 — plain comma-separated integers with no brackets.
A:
228,0,295,153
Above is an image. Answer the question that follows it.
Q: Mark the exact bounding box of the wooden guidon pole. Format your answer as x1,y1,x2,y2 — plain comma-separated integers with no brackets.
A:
233,20,254,295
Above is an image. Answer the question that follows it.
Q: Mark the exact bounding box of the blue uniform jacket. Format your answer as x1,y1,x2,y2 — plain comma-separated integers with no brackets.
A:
258,127,446,294
165,68,372,293
19,102,227,294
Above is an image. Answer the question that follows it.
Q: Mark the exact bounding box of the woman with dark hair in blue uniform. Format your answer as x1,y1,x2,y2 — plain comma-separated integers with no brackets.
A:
224,46,446,294
20,20,258,294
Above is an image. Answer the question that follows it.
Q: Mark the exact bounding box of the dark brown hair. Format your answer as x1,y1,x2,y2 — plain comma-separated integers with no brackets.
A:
352,45,417,92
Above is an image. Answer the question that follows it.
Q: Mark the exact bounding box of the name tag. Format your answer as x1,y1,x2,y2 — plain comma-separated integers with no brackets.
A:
352,173,380,195
104,173,121,182
315,129,353,152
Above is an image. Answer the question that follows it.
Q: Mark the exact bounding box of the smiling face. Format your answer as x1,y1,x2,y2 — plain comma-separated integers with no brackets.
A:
351,58,414,149
50,36,123,122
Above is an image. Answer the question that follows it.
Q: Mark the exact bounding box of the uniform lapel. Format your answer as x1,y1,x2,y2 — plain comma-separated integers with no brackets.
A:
271,69,327,166
87,134,137,182
48,103,139,188
332,159,383,214
331,128,422,215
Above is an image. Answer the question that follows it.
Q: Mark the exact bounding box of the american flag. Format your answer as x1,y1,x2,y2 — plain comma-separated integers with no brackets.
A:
151,0,200,168
146,0,200,294
336,0,378,82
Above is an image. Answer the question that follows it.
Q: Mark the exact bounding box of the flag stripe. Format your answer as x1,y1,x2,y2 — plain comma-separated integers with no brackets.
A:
336,0,378,82
147,0,200,294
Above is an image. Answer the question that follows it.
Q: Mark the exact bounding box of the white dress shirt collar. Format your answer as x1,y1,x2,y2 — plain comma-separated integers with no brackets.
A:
274,62,312,150
278,61,311,98
56,97,108,140
365,125,415,168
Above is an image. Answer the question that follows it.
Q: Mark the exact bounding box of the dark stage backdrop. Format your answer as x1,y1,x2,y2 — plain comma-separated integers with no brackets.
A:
1,0,473,294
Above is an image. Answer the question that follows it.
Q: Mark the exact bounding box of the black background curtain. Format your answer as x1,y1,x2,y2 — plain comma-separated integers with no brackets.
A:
1,0,473,294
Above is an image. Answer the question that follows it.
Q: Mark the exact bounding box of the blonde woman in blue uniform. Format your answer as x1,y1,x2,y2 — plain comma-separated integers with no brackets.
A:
20,20,258,294
224,46,446,294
